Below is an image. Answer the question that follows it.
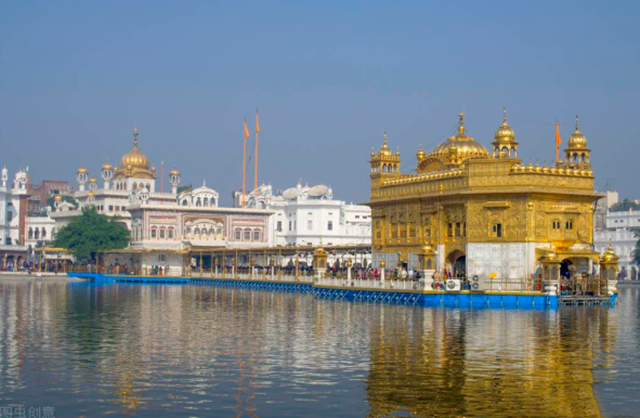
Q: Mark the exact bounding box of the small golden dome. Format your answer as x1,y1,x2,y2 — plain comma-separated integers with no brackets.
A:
378,132,393,158
78,166,88,174
151,166,156,173
102,161,112,171
421,244,434,255
370,148,376,158
314,246,328,257
87,190,95,197
602,245,619,263
493,107,518,145
114,167,119,172
89,177,97,183
567,116,588,149
169,168,180,176
120,127,150,171
54,194,63,202
416,144,427,162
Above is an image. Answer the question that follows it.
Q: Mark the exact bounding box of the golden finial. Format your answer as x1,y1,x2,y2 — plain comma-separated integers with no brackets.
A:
503,106,507,123
383,131,388,146
575,115,580,131
134,127,139,145
457,112,466,136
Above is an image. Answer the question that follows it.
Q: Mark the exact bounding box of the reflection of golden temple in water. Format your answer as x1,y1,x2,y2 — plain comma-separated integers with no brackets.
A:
366,307,615,418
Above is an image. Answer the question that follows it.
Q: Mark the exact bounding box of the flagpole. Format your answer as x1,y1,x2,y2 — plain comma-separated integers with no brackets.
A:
243,119,248,208
254,108,259,198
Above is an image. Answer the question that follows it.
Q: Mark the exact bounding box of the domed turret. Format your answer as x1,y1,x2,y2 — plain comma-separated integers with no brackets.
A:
77,165,88,191
564,116,591,169
369,132,401,177
169,168,181,195
492,107,519,158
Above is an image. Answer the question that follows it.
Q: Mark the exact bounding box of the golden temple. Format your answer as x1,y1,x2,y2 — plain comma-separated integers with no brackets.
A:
369,110,602,282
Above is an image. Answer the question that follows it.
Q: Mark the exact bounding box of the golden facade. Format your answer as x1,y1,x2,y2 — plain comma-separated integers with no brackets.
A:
369,110,602,278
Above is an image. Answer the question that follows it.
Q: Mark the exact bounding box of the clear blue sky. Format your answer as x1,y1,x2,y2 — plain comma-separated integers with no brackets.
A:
1,0,639,204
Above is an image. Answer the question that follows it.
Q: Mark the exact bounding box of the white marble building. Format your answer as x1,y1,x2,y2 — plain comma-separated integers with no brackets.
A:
50,128,180,229
234,182,371,247
595,208,640,279
0,167,58,267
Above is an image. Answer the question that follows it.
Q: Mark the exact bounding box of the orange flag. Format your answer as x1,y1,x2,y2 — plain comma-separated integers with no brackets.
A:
256,109,260,133
244,120,250,138
555,120,561,163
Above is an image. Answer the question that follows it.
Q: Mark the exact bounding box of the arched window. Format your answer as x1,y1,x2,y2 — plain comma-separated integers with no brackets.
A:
133,182,138,190
194,227,201,238
185,227,191,238
28,228,33,239
202,228,209,239
210,197,215,206
182,199,188,206
244,228,251,241
234,228,242,241
151,227,157,239
159,227,166,239
209,228,215,238
41,228,46,238
168,227,175,239
253,229,261,242
34,228,40,239
196,198,201,207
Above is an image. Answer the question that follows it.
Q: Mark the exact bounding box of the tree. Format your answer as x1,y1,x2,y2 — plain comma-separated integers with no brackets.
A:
611,198,640,212
177,184,192,194
53,207,129,261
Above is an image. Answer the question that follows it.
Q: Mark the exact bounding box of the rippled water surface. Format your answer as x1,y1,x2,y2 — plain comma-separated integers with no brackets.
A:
1,277,639,418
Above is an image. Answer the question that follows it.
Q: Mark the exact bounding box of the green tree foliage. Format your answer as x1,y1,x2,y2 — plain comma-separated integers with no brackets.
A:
53,207,129,261
177,184,192,194
611,198,640,212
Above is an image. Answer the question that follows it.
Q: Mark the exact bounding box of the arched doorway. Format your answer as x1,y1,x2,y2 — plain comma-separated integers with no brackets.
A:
560,259,573,280
447,250,466,278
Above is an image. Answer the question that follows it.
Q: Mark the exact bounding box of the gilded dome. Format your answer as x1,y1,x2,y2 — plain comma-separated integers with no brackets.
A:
89,177,97,184
416,144,427,162
87,190,95,198
602,245,619,263
427,113,490,162
54,194,63,202
102,161,112,171
493,107,517,145
120,128,150,170
170,168,180,176
378,132,394,158
567,116,588,149
78,166,88,174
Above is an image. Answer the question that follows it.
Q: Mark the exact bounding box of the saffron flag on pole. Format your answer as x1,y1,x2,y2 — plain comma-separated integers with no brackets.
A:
555,120,561,163
244,120,250,138
256,109,260,133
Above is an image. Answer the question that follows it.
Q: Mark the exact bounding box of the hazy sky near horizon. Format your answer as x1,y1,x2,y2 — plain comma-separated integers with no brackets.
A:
1,0,639,205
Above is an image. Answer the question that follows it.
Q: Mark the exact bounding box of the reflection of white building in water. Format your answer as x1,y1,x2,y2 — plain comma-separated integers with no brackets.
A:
595,208,640,279
234,182,371,247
